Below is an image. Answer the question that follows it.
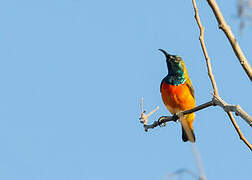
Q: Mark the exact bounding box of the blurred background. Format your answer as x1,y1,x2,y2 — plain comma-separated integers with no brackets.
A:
0,0,251,179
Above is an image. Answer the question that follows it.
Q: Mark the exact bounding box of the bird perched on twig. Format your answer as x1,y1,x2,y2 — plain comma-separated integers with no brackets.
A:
159,49,196,142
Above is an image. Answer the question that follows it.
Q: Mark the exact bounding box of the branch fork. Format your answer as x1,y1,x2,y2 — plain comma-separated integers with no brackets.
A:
212,95,252,126
139,97,159,131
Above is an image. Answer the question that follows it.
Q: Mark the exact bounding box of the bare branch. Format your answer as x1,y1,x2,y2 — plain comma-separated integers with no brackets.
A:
191,144,207,180
164,169,199,180
212,95,252,126
139,97,159,131
140,95,252,133
142,101,214,131
226,111,252,151
192,0,219,96
207,0,252,81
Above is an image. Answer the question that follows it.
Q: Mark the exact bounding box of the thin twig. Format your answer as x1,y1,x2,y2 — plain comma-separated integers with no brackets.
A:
164,169,199,180
192,0,219,96
141,97,143,114
191,144,207,180
226,111,252,151
139,97,159,131
207,0,252,81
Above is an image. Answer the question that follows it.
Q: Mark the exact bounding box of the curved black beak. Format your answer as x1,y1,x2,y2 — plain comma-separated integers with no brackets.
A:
158,49,171,59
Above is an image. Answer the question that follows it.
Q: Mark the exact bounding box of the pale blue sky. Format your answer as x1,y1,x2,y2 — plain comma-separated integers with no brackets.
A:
0,0,251,180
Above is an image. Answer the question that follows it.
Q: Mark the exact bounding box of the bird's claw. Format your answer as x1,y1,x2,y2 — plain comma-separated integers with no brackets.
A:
158,116,167,127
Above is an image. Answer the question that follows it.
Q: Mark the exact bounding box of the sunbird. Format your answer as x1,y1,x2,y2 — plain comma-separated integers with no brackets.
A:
159,49,196,142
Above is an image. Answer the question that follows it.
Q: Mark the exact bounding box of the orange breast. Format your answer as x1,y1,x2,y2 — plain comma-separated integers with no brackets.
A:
161,82,195,114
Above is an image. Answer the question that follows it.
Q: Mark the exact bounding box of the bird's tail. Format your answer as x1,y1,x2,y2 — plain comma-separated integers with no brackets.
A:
182,126,195,143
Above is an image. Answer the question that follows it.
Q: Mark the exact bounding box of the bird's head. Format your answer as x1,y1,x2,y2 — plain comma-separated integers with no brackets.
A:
159,49,185,77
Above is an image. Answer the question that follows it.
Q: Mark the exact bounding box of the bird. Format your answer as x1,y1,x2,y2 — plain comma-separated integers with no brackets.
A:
159,49,196,142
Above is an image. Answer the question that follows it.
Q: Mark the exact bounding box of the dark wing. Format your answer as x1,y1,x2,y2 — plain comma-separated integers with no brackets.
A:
186,78,195,98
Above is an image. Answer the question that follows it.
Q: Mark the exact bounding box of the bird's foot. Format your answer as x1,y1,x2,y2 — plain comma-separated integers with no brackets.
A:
158,116,168,127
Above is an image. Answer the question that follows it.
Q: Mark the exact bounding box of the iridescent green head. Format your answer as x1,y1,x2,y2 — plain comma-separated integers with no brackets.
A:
159,49,186,85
